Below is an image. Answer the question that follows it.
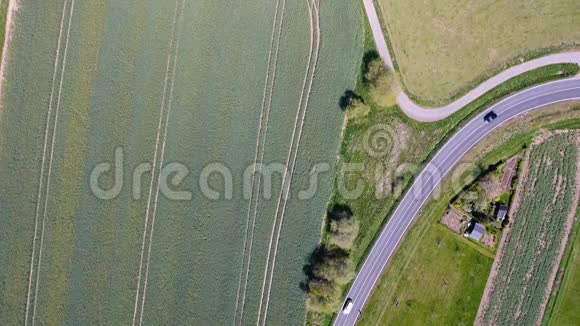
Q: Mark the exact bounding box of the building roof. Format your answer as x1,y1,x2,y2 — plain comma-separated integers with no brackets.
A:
469,223,485,241
497,204,508,221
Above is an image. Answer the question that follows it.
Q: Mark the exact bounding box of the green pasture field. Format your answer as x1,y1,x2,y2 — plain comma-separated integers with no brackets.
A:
0,0,363,325
358,219,493,325
480,133,579,325
376,0,580,105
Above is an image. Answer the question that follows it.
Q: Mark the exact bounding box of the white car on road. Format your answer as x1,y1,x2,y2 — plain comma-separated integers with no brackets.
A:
342,298,353,315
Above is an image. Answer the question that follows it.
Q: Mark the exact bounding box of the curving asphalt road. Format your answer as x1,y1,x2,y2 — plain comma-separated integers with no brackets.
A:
334,78,580,326
361,0,580,122
398,53,580,122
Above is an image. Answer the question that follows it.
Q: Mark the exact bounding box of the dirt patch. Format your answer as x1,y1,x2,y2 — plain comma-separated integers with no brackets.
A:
440,207,469,234
552,175,566,204
375,121,411,199
501,156,520,190
479,173,504,201
0,0,19,104
481,233,495,248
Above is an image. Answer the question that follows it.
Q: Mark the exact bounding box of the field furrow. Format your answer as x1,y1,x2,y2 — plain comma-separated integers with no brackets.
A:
137,2,186,324
24,1,74,324
234,0,286,323
255,0,317,323
260,0,323,324
0,0,363,324
131,2,184,325
477,132,580,325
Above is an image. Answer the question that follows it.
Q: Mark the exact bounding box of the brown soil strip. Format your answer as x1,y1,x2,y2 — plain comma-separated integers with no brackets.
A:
501,157,519,189
440,207,467,234
0,0,19,105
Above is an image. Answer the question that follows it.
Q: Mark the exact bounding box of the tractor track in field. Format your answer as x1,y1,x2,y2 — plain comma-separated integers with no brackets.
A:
256,0,321,324
24,0,74,324
137,1,186,324
234,0,287,324
130,1,184,325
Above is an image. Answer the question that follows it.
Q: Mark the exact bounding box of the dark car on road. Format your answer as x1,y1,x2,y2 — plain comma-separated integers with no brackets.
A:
484,111,498,123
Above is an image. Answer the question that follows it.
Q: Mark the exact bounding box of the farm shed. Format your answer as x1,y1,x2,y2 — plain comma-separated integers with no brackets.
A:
496,204,508,222
464,222,485,241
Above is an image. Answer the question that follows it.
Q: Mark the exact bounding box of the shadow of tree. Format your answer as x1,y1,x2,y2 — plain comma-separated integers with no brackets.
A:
300,244,350,292
338,90,363,111
362,50,380,84
300,204,354,291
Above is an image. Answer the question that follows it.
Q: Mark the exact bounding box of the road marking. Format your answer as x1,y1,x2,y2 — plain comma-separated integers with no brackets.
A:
131,2,183,325
335,85,580,325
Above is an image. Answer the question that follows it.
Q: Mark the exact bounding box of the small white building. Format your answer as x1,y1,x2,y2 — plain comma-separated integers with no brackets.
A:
464,221,485,241
496,204,508,222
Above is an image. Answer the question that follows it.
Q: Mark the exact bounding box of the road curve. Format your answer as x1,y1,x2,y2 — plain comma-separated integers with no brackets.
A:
334,78,580,326
361,0,393,70
361,0,580,122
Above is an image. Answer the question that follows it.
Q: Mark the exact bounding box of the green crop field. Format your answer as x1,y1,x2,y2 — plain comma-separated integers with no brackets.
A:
377,0,580,104
0,0,363,325
478,133,580,325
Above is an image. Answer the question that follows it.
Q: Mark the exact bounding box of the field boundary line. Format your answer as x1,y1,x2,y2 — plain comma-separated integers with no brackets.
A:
137,1,185,325
256,0,319,323
233,0,282,321
130,2,182,325
261,0,321,323
23,1,69,324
